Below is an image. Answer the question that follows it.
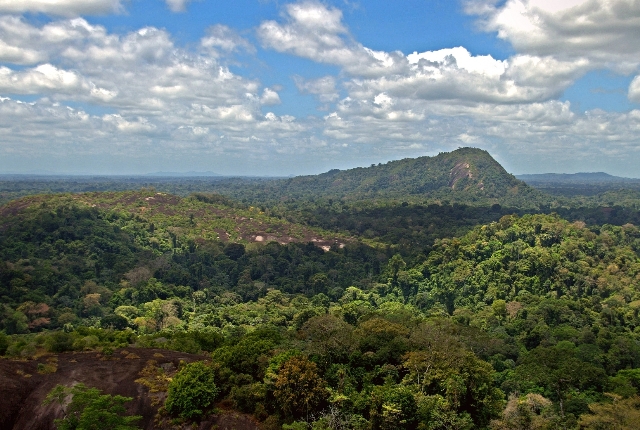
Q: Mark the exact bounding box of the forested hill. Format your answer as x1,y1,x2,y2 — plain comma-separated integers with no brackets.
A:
205,147,547,208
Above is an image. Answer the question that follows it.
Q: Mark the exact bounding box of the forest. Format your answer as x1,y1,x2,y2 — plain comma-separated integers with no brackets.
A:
1,148,640,430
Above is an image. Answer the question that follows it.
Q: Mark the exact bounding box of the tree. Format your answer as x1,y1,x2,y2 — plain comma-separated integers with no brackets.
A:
165,361,219,419
490,393,557,430
515,343,607,416
578,394,640,429
388,254,407,284
368,385,418,430
274,356,328,419
298,314,355,361
402,325,504,427
43,384,141,430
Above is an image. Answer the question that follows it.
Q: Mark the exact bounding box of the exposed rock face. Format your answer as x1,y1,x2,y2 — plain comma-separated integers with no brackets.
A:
449,162,472,189
0,349,262,430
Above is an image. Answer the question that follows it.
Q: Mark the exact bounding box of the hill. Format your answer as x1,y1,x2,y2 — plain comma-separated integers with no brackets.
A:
517,172,640,201
517,172,640,184
204,147,547,209
0,190,378,319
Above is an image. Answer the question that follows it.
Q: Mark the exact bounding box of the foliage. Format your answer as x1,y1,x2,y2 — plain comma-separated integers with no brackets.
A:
43,383,141,430
5,159,640,429
0,330,8,355
165,361,219,419
274,356,328,419
489,393,558,430
577,394,640,429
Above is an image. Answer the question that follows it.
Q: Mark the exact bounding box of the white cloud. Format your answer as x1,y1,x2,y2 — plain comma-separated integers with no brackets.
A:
0,15,317,168
1,0,639,175
260,88,281,105
200,25,255,54
408,47,507,77
469,0,640,72
346,49,589,105
318,95,640,170
251,1,640,174
165,0,191,13
0,0,123,16
0,64,83,94
528,0,589,13
258,1,406,77
260,3,589,105
103,114,156,133
294,75,339,103
0,39,44,64
629,75,640,102
0,17,267,114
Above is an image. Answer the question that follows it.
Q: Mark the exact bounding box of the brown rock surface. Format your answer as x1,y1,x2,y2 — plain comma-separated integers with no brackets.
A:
0,348,261,430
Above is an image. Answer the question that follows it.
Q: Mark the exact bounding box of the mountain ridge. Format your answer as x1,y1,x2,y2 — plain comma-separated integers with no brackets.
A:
517,172,640,183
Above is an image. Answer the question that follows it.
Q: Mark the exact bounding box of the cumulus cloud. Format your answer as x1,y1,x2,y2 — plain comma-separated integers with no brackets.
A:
0,64,83,93
319,95,640,169
294,75,339,103
258,1,406,77
259,3,590,105
251,0,640,172
0,39,44,64
0,15,304,167
165,0,192,13
343,48,589,106
468,0,640,71
260,88,282,106
0,0,123,16
629,75,640,102
0,17,266,113
200,25,255,54
1,0,639,175
103,114,156,133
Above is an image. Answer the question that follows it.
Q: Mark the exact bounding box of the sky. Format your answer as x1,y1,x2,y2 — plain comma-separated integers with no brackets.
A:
1,0,640,176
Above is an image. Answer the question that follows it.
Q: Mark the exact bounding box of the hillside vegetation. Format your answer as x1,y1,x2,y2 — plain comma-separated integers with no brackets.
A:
2,149,640,429
200,148,546,209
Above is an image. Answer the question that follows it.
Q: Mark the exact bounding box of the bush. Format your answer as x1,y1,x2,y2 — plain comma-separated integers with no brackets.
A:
44,383,141,430
46,331,75,353
0,331,8,356
165,361,219,419
101,314,129,330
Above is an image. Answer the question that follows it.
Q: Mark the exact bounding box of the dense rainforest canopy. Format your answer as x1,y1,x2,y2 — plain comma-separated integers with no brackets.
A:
2,148,640,429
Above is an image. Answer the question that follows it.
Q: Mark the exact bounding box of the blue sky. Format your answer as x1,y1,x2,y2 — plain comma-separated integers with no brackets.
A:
1,0,640,176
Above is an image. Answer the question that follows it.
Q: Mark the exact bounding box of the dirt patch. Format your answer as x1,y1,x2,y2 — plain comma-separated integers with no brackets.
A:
214,228,230,242
0,348,261,430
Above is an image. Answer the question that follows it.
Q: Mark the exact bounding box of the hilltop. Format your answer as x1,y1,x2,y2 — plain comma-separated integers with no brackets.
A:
204,147,547,209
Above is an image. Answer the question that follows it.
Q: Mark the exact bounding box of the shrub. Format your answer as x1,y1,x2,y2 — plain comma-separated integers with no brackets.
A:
0,331,8,356
43,383,141,430
165,361,219,419
46,331,75,353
